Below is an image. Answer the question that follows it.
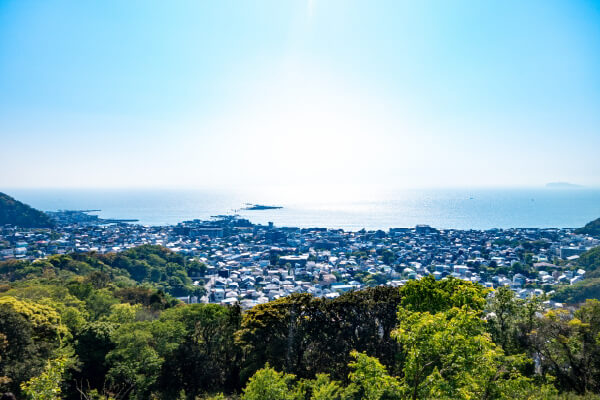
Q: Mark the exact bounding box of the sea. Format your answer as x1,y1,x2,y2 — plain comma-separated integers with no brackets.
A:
4,187,600,231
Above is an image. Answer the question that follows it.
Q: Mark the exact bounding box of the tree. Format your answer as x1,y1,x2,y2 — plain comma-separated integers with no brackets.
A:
235,287,403,383
393,306,548,399
20,357,67,400
553,278,600,304
236,294,313,381
84,289,119,319
0,192,54,228
2,283,89,334
381,249,396,265
0,297,66,395
399,275,488,314
158,304,242,398
486,286,531,354
241,364,296,400
0,303,36,394
344,351,401,400
575,218,600,237
105,303,141,324
529,300,600,394
302,373,344,400
577,247,600,278
106,320,185,399
72,321,116,393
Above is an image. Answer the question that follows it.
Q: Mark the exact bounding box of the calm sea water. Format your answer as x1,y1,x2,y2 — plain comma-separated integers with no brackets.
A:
4,187,600,231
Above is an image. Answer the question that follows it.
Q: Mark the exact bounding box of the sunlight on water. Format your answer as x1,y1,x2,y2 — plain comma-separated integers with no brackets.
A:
5,186,600,231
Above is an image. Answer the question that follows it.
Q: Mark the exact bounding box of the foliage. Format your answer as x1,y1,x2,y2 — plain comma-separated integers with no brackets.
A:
393,305,545,399
301,373,344,400
1,252,600,399
241,364,296,400
0,296,67,395
380,249,396,265
158,303,243,397
106,319,186,399
20,356,67,400
485,286,544,355
72,321,116,391
575,218,600,237
576,246,600,279
553,246,600,303
98,245,195,296
242,353,402,400
344,351,401,400
236,286,403,382
399,275,488,314
114,286,176,311
553,278,600,304
0,295,67,339
0,244,202,297
1,283,89,333
0,192,54,228
529,300,600,394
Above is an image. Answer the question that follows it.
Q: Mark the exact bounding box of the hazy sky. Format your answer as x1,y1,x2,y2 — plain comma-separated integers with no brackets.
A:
1,0,599,189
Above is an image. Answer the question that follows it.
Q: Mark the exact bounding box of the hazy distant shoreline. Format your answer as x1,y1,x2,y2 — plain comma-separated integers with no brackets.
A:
3,187,600,231
545,182,584,189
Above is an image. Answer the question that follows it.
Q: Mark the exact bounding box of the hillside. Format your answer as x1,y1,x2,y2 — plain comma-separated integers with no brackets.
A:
553,246,600,303
0,192,54,228
0,244,205,297
0,265,598,399
575,217,600,236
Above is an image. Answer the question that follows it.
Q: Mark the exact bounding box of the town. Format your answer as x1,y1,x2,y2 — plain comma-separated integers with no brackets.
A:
1,210,598,308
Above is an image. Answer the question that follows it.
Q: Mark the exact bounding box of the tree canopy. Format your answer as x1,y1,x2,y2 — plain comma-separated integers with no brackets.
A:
0,192,54,228
575,217,600,237
1,247,600,400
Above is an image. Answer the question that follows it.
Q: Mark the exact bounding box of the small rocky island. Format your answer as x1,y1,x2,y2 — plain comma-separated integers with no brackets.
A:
242,203,283,210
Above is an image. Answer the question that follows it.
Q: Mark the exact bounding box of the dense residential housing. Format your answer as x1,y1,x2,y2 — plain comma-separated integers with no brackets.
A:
1,210,598,308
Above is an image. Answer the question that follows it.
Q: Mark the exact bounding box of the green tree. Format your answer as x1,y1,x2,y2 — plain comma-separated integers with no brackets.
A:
105,303,141,324
106,320,185,399
85,289,119,319
236,294,313,380
305,373,344,400
72,321,116,393
20,356,67,400
393,306,546,399
236,287,403,383
553,278,600,303
381,249,396,265
344,351,402,400
158,304,242,398
575,218,600,237
0,297,66,395
242,364,296,400
486,286,529,354
529,300,600,394
2,283,89,334
399,275,488,314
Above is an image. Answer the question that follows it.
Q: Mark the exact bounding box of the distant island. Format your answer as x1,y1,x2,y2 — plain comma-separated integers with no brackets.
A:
545,182,583,188
0,192,54,228
1,196,600,399
242,203,283,210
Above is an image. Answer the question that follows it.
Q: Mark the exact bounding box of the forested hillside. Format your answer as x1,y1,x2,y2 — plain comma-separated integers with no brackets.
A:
553,246,600,303
1,247,600,399
0,244,205,297
575,217,600,236
0,192,54,228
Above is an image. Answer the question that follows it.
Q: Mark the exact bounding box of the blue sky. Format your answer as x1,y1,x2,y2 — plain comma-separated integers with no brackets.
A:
1,0,599,189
